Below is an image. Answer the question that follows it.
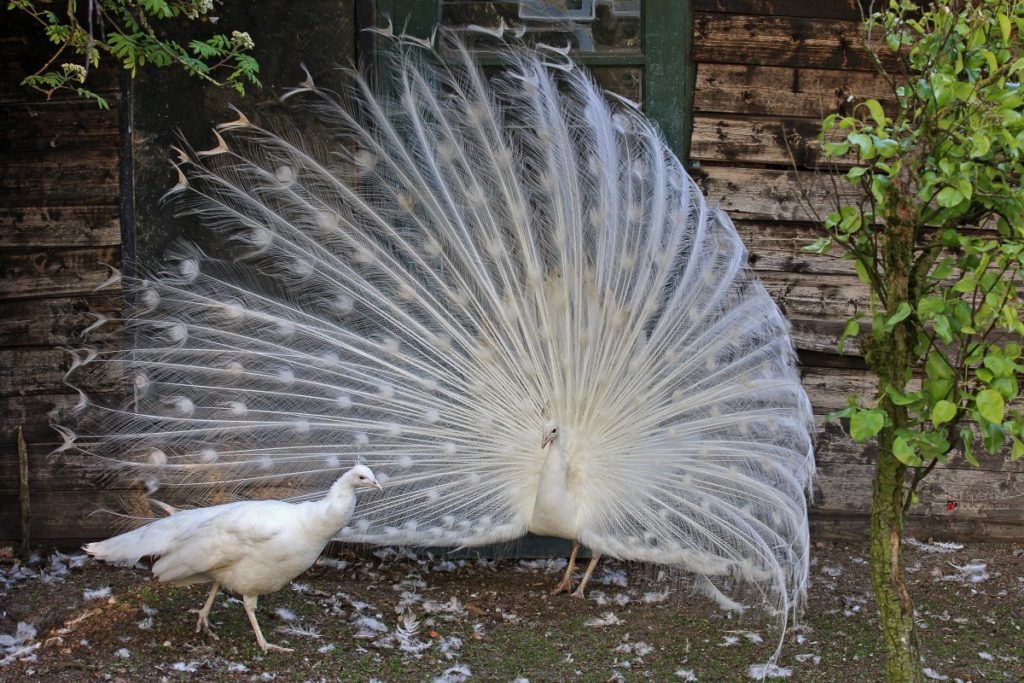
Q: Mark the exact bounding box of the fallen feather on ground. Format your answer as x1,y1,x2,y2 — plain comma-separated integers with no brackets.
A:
747,663,793,679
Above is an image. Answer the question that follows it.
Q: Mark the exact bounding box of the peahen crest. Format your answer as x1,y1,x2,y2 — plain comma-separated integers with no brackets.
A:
67,28,815,644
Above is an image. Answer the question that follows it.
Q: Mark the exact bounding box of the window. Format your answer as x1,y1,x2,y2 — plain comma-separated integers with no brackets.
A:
367,1,694,161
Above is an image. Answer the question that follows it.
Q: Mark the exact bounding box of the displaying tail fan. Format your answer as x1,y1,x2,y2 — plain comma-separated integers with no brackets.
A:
67,29,815,646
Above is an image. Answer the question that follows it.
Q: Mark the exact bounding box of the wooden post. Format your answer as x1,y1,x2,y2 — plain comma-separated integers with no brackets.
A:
17,426,30,556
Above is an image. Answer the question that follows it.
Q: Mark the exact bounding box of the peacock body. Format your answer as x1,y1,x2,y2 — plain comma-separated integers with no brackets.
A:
68,29,815,632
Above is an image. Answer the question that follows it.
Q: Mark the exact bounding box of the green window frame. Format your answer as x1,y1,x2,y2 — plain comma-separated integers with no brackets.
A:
370,0,695,163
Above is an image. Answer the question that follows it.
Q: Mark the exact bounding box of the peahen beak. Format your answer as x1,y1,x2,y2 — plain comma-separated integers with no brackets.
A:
541,433,555,449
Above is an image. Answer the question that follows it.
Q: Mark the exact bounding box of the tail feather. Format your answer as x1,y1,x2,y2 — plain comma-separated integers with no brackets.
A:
66,29,814,634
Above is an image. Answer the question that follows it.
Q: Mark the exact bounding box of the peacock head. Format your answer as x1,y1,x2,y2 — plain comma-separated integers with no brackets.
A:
345,464,383,490
540,420,560,449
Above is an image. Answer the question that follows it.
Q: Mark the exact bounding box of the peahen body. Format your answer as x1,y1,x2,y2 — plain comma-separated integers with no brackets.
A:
67,29,815,649
84,465,381,651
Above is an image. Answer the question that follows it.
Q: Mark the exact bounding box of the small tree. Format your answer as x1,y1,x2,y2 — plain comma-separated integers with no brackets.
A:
807,1,1024,681
7,0,260,109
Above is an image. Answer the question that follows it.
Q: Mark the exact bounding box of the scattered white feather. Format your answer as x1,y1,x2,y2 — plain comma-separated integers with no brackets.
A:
353,616,388,638
277,624,322,639
275,606,298,621
906,538,964,553
977,651,993,661
114,648,131,659
642,590,671,604
675,669,698,681
600,568,629,588
433,664,472,682
747,663,792,679
171,661,198,672
317,643,336,654
923,667,949,680
586,612,623,627
744,632,764,644
82,587,111,601
290,582,312,594
795,653,820,665
720,636,740,647
440,636,463,659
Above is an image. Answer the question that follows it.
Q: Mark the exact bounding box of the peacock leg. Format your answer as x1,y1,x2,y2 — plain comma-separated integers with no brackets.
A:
551,541,580,595
191,582,220,639
570,553,602,599
243,595,293,653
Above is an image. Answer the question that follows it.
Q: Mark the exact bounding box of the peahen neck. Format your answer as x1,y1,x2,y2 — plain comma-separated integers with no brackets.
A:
301,478,358,539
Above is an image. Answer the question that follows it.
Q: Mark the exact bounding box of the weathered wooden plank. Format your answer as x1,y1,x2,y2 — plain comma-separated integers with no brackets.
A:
809,512,1024,542
0,101,119,153
759,271,867,320
0,246,121,299
701,166,860,222
694,63,893,119
0,391,123,443
0,294,123,348
737,222,859,276
801,366,876,413
693,13,888,72
813,416,1024,473
0,153,118,207
0,489,149,541
694,0,863,21
0,205,120,247
691,115,855,169
0,346,122,398
814,462,1024,522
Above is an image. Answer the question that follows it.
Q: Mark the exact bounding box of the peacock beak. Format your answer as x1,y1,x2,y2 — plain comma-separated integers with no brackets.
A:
372,480,383,491
541,433,554,449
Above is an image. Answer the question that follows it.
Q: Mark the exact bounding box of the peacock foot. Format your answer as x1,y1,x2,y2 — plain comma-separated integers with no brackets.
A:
550,577,574,596
261,642,294,653
190,610,219,639
570,586,587,599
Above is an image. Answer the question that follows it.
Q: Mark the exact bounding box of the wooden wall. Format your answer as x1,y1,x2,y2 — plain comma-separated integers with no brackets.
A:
690,0,1022,540
0,15,124,544
1,1,1021,544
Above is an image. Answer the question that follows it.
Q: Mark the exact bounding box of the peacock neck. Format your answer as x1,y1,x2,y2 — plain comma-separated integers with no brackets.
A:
529,429,579,539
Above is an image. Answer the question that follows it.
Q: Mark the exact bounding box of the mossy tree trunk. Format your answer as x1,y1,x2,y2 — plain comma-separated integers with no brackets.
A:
863,211,923,683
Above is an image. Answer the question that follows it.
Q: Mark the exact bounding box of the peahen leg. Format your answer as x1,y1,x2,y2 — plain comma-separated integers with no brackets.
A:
571,553,602,599
551,541,580,595
191,582,220,639
242,595,293,653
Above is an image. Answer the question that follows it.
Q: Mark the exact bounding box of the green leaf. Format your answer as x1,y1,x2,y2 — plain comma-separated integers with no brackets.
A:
864,99,887,127
892,436,922,466
931,400,956,426
854,258,872,285
933,315,953,343
976,389,1005,424
1011,436,1024,461
838,317,860,353
801,237,832,254
885,302,912,330
960,428,979,466
936,186,964,208
850,409,885,441
998,13,1012,43
970,134,991,158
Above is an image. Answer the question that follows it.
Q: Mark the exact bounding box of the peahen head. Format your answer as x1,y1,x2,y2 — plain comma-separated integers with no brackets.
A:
540,420,560,449
342,464,382,490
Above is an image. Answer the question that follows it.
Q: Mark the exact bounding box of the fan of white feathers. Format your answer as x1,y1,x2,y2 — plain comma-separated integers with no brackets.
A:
64,26,815,656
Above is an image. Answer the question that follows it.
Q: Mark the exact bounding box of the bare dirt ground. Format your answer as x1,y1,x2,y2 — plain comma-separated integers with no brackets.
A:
0,540,1021,682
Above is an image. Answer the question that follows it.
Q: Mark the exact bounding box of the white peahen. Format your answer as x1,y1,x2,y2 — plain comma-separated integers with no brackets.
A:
84,465,381,651
66,28,815,652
